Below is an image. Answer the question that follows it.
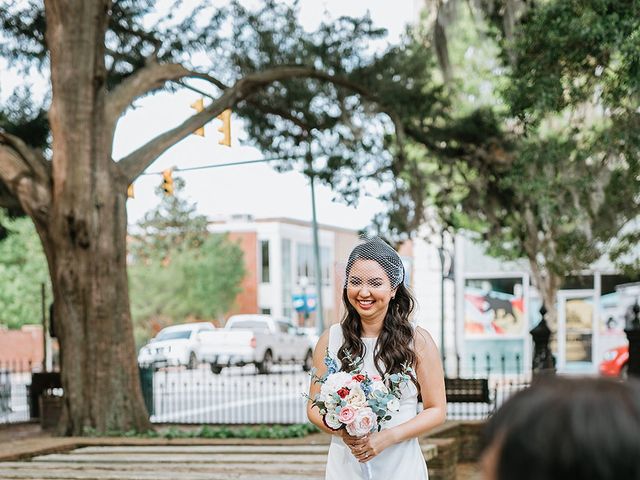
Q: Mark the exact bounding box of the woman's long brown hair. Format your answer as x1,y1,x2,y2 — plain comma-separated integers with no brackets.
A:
337,282,417,379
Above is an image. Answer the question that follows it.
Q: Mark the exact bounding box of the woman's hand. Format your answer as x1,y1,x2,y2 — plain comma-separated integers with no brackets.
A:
347,430,394,463
339,430,371,462
338,429,361,449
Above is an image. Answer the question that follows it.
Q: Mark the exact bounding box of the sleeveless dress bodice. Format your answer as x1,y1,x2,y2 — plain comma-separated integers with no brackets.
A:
325,324,429,480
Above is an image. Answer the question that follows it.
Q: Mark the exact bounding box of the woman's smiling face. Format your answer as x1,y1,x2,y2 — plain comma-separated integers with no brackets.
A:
346,259,395,322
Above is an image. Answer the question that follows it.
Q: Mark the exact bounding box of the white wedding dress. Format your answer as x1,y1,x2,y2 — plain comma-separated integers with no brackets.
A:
325,324,429,480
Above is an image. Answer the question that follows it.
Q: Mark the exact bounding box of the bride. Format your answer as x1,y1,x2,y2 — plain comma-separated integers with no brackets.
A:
307,237,447,479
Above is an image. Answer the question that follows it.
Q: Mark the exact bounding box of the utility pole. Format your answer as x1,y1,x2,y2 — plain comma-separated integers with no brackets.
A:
307,149,325,337
437,231,446,364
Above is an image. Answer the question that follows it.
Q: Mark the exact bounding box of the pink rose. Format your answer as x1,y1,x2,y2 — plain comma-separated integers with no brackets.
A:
371,375,382,381
346,407,377,436
338,405,357,425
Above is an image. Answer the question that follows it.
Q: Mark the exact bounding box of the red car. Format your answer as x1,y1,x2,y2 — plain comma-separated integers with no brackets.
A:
599,345,629,378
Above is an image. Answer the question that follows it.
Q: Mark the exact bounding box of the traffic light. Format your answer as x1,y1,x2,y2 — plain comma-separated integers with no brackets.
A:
127,184,134,199
190,98,205,137
161,169,174,196
217,109,231,147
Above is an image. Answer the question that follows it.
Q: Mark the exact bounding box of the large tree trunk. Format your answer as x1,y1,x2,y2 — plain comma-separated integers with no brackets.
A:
44,0,151,435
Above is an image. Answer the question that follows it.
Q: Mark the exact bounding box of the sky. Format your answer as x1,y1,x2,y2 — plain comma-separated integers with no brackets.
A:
2,0,422,231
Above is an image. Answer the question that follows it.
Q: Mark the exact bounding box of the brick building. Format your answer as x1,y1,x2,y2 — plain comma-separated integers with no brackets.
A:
0,324,44,369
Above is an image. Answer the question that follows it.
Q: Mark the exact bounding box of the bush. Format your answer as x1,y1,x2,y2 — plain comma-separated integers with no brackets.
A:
83,423,321,439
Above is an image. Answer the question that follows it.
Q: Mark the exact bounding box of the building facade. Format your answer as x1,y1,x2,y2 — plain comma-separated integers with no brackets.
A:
210,216,359,330
449,234,632,375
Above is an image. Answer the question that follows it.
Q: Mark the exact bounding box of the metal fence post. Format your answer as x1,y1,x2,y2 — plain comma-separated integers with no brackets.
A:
530,304,556,377
138,366,154,417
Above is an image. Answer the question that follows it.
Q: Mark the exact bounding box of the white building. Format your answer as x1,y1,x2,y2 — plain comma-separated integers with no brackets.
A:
421,232,633,376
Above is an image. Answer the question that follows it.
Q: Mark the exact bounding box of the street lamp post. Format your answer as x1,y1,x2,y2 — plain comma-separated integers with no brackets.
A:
437,231,453,365
530,304,556,377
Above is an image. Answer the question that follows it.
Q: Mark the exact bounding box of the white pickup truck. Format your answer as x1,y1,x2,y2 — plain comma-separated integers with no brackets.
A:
201,314,314,374
137,322,217,369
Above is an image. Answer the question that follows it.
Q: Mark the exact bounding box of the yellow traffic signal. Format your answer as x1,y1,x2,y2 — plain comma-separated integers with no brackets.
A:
127,184,134,199
190,98,205,137
217,109,231,147
161,169,174,196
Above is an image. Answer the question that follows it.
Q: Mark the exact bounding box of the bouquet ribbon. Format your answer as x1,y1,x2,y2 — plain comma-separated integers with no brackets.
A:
361,461,372,480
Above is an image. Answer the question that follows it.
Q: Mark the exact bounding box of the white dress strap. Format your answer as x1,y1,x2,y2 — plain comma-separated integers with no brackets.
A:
327,323,343,362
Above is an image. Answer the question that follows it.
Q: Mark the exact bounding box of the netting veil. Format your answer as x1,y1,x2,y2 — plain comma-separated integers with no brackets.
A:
343,236,405,291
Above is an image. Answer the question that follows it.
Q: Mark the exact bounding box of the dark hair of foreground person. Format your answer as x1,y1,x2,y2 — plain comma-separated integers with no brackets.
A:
480,376,640,480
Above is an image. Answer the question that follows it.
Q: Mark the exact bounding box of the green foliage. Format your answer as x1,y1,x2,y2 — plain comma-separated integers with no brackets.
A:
507,0,640,121
172,235,245,319
128,181,244,344
129,177,209,264
380,0,640,288
0,209,50,329
82,423,320,439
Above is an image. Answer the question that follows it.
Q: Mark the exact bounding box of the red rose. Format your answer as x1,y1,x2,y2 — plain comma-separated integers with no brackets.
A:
337,387,350,398
352,374,366,382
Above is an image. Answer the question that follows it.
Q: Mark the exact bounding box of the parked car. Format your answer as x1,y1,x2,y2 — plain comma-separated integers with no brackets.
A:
205,314,314,374
137,322,216,370
599,345,629,378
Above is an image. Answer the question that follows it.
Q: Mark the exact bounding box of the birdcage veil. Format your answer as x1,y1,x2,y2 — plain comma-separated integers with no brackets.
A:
342,235,405,290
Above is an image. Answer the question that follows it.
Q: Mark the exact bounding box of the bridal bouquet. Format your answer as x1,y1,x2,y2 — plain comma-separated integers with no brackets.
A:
307,352,412,479
308,350,412,436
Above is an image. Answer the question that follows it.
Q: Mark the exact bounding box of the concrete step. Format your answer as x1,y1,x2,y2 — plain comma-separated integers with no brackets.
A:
73,445,330,454
0,468,323,480
32,453,328,464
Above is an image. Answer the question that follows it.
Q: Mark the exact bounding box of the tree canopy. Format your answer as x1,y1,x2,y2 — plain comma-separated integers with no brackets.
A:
381,0,640,317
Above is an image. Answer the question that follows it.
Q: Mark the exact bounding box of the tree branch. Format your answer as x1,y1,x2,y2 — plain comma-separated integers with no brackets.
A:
105,61,194,129
0,142,51,225
0,132,51,184
117,66,381,182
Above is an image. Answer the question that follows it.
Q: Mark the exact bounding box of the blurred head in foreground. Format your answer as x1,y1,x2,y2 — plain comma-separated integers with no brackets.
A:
480,376,640,480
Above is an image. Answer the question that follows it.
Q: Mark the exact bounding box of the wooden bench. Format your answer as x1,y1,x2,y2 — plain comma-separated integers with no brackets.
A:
444,377,491,404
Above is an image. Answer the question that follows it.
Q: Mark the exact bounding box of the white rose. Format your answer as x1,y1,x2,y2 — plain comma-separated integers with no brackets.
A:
345,407,378,437
321,372,352,397
324,394,339,409
324,411,342,430
386,398,400,412
345,386,367,408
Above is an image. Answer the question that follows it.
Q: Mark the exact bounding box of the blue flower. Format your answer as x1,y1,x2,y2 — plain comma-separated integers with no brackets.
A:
361,382,372,396
324,354,338,375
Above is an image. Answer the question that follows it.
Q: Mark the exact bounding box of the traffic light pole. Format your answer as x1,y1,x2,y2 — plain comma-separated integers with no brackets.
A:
307,150,325,338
